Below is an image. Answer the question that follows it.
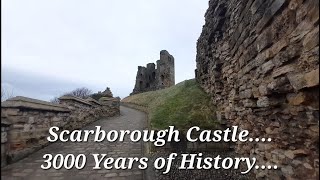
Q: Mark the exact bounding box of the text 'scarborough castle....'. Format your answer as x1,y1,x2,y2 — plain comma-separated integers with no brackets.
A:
131,50,175,95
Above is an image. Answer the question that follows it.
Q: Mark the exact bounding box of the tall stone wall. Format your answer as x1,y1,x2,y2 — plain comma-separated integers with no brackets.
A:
1,96,120,167
196,0,319,179
131,50,175,95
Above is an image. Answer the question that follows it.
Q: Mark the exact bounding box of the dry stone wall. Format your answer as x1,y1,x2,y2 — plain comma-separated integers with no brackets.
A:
196,0,319,179
99,96,121,115
1,95,120,167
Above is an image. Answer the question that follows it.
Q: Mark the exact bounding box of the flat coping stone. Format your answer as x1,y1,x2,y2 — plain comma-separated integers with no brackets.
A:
58,95,92,106
1,96,70,112
85,97,102,105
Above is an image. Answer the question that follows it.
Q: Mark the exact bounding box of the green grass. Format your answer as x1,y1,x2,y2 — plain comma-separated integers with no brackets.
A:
122,79,218,130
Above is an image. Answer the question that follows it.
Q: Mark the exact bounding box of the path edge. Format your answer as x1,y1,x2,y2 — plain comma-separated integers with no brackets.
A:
120,103,154,180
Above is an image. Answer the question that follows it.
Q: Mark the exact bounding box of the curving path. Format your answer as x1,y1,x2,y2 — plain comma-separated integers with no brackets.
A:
1,106,147,180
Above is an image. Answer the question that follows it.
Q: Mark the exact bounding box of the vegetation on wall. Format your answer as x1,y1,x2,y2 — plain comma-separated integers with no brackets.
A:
50,87,93,103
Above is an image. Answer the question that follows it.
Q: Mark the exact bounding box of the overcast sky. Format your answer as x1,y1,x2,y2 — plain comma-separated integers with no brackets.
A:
2,0,208,101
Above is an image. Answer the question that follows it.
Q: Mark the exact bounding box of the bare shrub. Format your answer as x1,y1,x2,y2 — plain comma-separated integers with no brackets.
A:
50,96,60,104
63,87,92,99
1,87,14,102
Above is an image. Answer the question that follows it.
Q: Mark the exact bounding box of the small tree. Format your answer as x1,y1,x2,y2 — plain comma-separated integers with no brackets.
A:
90,93,104,101
50,96,60,104
50,87,93,104
1,87,14,102
63,87,92,99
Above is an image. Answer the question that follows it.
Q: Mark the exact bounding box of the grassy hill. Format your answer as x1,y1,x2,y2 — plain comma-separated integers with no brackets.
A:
122,79,218,130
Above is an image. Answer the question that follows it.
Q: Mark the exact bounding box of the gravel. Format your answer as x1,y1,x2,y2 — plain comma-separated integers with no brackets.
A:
145,151,256,180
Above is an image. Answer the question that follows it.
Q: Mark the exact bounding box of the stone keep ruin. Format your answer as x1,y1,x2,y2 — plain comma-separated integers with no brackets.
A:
196,0,319,179
131,50,175,95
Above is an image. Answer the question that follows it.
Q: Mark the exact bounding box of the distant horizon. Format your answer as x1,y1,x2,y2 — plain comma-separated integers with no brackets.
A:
2,0,209,101
2,64,197,101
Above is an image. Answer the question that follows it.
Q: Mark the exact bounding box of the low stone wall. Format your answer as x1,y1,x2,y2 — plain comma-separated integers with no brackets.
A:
100,97,121,116
1,95,120,167
1,118,10,167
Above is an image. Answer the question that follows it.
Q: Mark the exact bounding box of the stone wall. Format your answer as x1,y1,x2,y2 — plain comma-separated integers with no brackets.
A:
195,0,319,179
1,95,120,167
99,97,121,115
131,50,175,95
1,118,10,167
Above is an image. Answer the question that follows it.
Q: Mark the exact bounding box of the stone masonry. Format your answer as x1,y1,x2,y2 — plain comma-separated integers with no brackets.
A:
1,95,120,167
196,0,319,179
131,50,175,95
1,106,145,180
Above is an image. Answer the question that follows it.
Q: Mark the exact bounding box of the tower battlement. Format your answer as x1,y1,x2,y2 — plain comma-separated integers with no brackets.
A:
131,50,175,95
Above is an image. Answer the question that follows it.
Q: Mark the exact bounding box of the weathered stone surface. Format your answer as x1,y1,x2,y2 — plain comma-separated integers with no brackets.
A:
1,107,144,180
131,50,175,95
304,68,320,88
58,95,92,106
272,64,295,78
1,95,120,167
1,96,70,112
286,92,308,105
257,97,270,107
196,0,319,179
288,68,319,90
85,97,101,106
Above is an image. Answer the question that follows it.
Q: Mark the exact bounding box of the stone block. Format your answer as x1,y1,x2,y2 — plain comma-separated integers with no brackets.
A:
252,87,261,98
239,89,253,99
256,0,286,33
287,73,306,90
8,130,22,141
28,117,35,124
257,97,270,107
287,68,319,90
256,28,273,52
242,99,257,107
1,144,7,167
269,37,289,58
3,108,20,116
261,60,275,75
10,141,27,150
303,27,319,51
12,124,24,129
287,92,308,106
1,132,7,143
272,64,295,78
267,77,293,93
23,124,32,132
52,117,61,122
304,68,319,88
258,84,270,96
8,116,28,124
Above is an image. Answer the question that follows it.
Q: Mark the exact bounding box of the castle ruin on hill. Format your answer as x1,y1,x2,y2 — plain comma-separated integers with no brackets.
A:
130,50,175,95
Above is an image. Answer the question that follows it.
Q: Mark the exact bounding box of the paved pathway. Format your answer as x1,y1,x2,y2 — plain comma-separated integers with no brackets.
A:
1,106,147,180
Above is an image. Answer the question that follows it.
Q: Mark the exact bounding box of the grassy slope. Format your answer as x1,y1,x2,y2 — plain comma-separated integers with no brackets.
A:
122,79,218,130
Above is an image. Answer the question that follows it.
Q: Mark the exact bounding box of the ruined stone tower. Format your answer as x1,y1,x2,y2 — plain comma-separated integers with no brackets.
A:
131,50,175,95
